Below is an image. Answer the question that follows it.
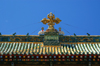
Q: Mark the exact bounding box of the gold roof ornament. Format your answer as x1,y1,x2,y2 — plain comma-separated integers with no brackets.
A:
41,12,61,32
41,27,44,30
59,27,61,30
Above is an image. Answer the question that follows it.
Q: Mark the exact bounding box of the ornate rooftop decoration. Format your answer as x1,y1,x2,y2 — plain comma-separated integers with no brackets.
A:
41,12,61,32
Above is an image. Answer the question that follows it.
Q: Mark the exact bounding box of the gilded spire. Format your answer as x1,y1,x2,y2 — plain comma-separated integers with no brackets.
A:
41,12,61,31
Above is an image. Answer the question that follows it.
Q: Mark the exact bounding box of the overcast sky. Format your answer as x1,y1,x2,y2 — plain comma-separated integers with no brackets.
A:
0,0,100,35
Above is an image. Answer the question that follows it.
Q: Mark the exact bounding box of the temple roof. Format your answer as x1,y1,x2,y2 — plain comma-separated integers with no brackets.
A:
0,43,100,55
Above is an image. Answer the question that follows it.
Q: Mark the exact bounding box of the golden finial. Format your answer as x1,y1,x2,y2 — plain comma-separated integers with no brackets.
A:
59,27,61,31
41,12,61,31
41,27,44,30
